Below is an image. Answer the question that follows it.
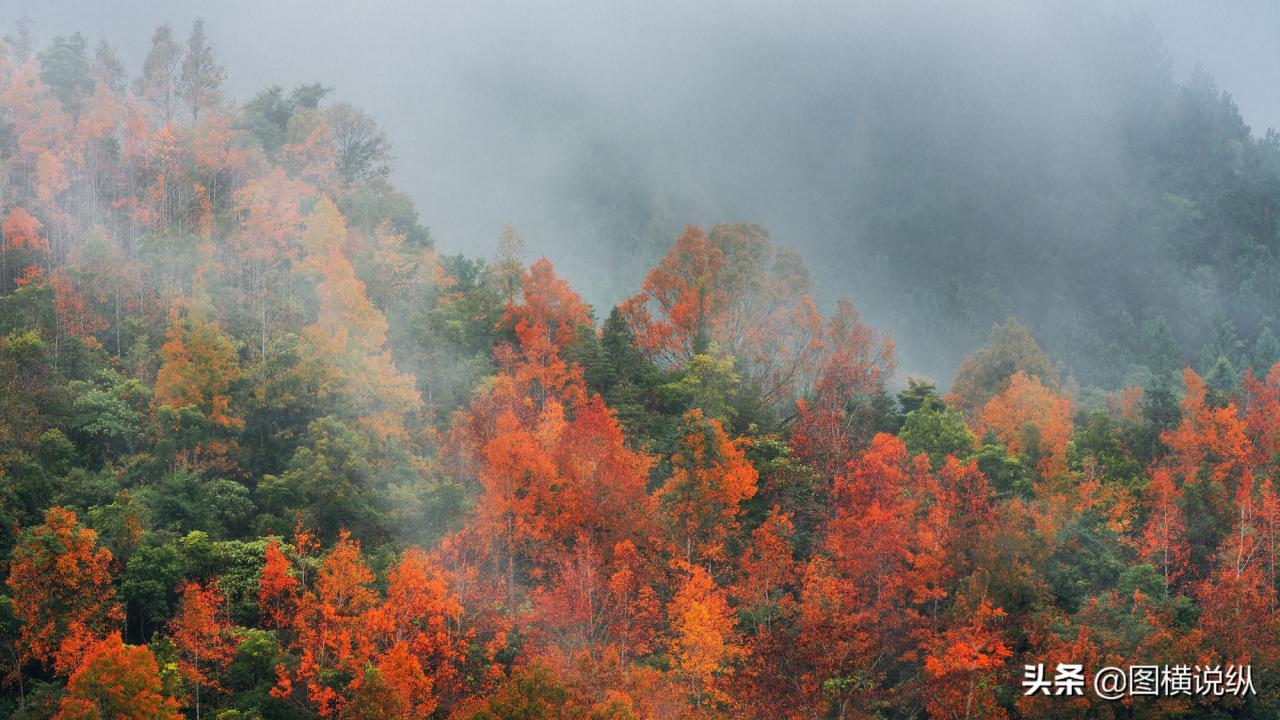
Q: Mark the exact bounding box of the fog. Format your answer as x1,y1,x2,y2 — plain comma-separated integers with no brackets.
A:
13,0,1280,383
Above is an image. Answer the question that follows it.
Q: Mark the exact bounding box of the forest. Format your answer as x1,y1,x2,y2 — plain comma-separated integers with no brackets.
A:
3,12,1280,720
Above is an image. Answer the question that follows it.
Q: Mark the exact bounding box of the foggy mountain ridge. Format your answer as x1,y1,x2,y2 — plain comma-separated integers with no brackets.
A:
11,1,1280,390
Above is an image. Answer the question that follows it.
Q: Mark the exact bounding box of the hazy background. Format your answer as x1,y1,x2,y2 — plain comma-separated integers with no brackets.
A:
11,0,1280,384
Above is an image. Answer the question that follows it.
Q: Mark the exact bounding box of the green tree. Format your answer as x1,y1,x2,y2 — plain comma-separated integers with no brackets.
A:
258,416,384,543
141,470,254,538
122,541,187,639
896,377,942,415
973,442,1033,500
1068,412,1144,488
38,32,93,116
898,403,974,468
1142,317,1180,376
664,348,740,429
238,83,330,155
948,318,1059,414
1255,326,1280,373
68,370,147,465
1203,354,1239,397
461,664,572,720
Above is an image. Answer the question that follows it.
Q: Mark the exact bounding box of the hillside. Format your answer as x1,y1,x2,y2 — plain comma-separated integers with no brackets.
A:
2,16,1280,720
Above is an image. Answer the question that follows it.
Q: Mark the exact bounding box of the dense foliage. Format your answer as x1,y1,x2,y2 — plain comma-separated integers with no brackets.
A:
3,16,1280,720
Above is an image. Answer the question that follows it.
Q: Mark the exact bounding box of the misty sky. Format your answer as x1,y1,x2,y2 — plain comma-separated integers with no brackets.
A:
16,2,1279,238
11,1,1280,378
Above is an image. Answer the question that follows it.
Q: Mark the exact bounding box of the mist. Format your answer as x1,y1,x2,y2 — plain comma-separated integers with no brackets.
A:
9,4,1280,714
15,0,1280,384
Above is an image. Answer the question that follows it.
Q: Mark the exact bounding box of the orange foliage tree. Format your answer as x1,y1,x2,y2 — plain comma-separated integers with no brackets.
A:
920,594,1012,720
448,259,655,616
1161,368,1254,554
5,506,123,674
658,408,758,567
3,207,46,252
258,538,301,630
2,206,48,287
1197,558,1280,671
49,267,109,347
667,564,744,716
732,507,797,626
296,198,421,441
622,224,883,411
500,257,592,352
1241,363,1280,472
169,581,237,719
1196,482,1280,696
456,392,655,590
1162,368,1252,487
53,633,181,720
363,547,467,716
794,433,984,716
231,167,314,359
272,532,466,719
601,539,666,667
153,279,243,430
527,543,610,672
973,370,1073,482
273,530,378,717
619,225,724,367
790,299,896,475
1138,466,1191,588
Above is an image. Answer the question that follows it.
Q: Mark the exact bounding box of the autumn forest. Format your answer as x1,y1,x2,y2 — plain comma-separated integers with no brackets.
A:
4,12,1280,720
